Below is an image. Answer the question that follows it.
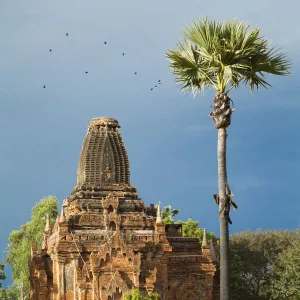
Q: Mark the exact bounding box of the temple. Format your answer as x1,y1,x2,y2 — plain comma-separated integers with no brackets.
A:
29,117,217,300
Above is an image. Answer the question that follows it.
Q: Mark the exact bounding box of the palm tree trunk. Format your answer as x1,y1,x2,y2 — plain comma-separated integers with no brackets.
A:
218,128,230,300
210,92,233,300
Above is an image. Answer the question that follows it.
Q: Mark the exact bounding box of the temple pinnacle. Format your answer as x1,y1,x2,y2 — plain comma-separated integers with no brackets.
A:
45,213,50,232
156,203,162,224
60,205,65,223
202,228,208,247
42,214,51,249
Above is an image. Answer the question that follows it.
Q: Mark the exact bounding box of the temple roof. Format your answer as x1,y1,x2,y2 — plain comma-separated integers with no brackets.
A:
77,117,130,187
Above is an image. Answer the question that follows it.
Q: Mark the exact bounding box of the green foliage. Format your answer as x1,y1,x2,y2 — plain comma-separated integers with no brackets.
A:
0,262,19,300
6,226,31,292
160,206,215,243
230,229,300,300
271,239,300,299
0,285,20,300
28,195,58,246
177,219,214,243
160,205,180,224
122,289,160,300
0,265,5,288
6,196,58,298
166,18,291,96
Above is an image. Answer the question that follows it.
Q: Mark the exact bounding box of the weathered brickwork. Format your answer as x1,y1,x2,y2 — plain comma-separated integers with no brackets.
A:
30,117,217,300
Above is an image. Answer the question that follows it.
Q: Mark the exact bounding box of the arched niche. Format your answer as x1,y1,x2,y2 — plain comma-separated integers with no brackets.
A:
100,259,105,267
108,288,122,300
109,221,116,231
107,205,114,214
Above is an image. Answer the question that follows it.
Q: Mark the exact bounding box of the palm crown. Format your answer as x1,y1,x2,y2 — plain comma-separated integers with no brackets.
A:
166,19,291,95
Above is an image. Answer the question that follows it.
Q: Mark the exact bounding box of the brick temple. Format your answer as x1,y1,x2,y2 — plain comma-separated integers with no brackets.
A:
30,117,217,300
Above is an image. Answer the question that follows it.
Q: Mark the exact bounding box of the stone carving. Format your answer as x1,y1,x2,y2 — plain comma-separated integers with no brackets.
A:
102,138,115,182
76,117,130,189
145,267,157,295
79,214,103,226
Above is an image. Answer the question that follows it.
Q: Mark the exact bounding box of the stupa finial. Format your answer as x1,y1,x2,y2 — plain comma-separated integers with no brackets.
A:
45,213,50,232
156,202,163,224
202,228,208,248
60,205,65,223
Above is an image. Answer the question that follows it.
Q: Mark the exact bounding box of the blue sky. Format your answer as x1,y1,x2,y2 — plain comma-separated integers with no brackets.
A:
0,0,299,286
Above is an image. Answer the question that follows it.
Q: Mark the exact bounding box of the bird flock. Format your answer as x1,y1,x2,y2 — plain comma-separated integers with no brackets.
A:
43,33,162,91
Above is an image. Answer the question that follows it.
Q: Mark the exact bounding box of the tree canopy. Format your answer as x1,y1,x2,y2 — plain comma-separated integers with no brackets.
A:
0,263,20,299
230,229,300,300
160,205,180,224
178,218,215,243
271,239,300,299
160,205,215,243
0,285,20,300
166,18,291,96
5,196,58,298
0,265,5,288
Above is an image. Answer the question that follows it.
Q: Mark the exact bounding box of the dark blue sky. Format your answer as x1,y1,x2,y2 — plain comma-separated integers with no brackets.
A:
1,0,299,286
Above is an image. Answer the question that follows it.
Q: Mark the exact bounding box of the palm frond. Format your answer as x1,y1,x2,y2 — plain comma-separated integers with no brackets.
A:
166,18,291,95
166,40,218,95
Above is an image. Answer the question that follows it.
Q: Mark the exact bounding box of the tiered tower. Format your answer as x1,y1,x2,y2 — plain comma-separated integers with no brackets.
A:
30,117,217,300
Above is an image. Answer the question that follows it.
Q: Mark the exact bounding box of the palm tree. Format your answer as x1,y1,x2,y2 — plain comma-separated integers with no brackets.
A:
165,18,290,300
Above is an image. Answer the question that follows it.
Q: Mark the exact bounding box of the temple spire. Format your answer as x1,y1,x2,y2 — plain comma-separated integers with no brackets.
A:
60,204,65,223
156,203,162,224
202,228,208,248
45,213,50,232
42,214,51,250
77,117,130,187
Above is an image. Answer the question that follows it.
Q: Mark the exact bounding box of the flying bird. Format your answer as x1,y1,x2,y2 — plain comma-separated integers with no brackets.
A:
122,53,125,56
158,82,161,84
43,85,46,88
158,80,161,82
134,72,137,75
151,88,153,90
104,41,107,44
66,33,69,36
155,85,157,88
85,71,88,74
49,49,52,52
